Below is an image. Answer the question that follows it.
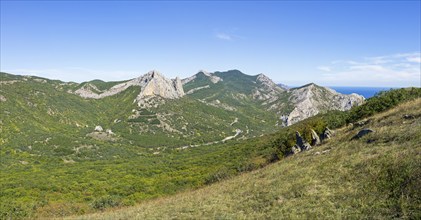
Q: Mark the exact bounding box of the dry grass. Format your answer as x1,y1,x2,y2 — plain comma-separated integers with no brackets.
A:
69,99,421,220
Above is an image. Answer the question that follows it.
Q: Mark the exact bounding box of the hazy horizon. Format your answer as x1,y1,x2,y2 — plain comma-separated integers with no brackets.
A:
1,1,420,87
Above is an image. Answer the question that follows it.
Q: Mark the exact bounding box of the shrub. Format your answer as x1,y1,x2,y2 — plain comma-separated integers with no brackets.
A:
91,196,121,211
346,88,421,123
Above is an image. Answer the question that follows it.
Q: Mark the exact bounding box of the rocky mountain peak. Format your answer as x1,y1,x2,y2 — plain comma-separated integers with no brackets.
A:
285,84,365,125
182,70,223,85
256,73,286,91
72,70,184,102
145,70,162,79
256,73,277,87
136,70,185,100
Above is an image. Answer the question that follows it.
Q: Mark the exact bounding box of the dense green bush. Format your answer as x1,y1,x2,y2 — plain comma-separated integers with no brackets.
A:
91,196,121,211
346,88,421,123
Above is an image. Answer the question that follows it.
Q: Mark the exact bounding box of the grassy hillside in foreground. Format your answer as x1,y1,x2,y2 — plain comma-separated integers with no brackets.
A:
74,98,421,219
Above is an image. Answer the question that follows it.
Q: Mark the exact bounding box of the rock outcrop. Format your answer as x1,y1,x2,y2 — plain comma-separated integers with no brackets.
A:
277,83,290,90
321,127,334,141
94,125,103,132
286,84,364,125
252,74,286,104
105,129,114,135
136,71,185,100
256,74,285,93
72,70,185,104
186,85,210,95
72,70,363,127
291,145,302,154
182,70,222,85
310,129,321,146
291,131,312,154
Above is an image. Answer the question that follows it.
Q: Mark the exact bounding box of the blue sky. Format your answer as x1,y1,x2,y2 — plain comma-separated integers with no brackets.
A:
1,1,420,87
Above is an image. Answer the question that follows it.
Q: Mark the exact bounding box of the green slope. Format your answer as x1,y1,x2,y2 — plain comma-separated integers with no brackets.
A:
2,71,419,218
0,72,282,218
74,97,421,219
1,71,282,149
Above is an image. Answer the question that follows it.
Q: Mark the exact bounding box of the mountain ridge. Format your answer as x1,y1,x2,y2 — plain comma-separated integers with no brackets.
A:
1,74,419,218
1,70,364,129
71,70,185,103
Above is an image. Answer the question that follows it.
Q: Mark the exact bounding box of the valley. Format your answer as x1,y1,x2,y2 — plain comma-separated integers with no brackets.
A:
74,97,421,219
0,71,419,218
1,1,419,219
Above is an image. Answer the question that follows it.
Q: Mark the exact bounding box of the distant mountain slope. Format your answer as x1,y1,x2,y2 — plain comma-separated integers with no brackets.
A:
1,85,418,218
286,83,365,125
75,98,421,219
183,70,364,126
0,71,278,151
0,70,364,151
71,70,185,107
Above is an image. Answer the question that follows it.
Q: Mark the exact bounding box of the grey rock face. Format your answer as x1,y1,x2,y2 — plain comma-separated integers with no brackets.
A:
105,129,114,135
94,126,103,132
294,131,312,151
136,71,185,100
310,129,321,146
291,145,301,154
73,70,185,103
173,77,184,96
321,127,334,141
277,83,290,90
203,71,223,84
252,74,286,105
286,84,365,126
186,85,210,95
352,128,374,140
256,74,285,92
181,70,222,85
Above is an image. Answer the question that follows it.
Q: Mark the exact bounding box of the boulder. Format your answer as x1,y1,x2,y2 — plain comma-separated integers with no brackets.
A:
94,125,103,132
291,145,301,154
295,131,312,151
352,128,374,140
106,129,114,135
321,127,333,141
310,129,321,146
325,127,334,135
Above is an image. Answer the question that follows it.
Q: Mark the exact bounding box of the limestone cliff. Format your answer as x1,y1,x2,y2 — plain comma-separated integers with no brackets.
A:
136,71,185,100
72,70,185,103
72,70,363,126
285,83,364,125
252,73,286,105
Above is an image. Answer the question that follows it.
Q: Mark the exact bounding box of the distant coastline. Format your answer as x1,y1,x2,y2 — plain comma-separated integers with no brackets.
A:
284,85,396,99
327,87,396,99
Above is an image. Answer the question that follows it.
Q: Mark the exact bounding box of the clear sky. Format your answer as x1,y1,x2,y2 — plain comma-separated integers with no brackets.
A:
1,1,420,87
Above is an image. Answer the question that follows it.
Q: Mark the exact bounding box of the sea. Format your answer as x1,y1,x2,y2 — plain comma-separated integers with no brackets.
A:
328,87,395,99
